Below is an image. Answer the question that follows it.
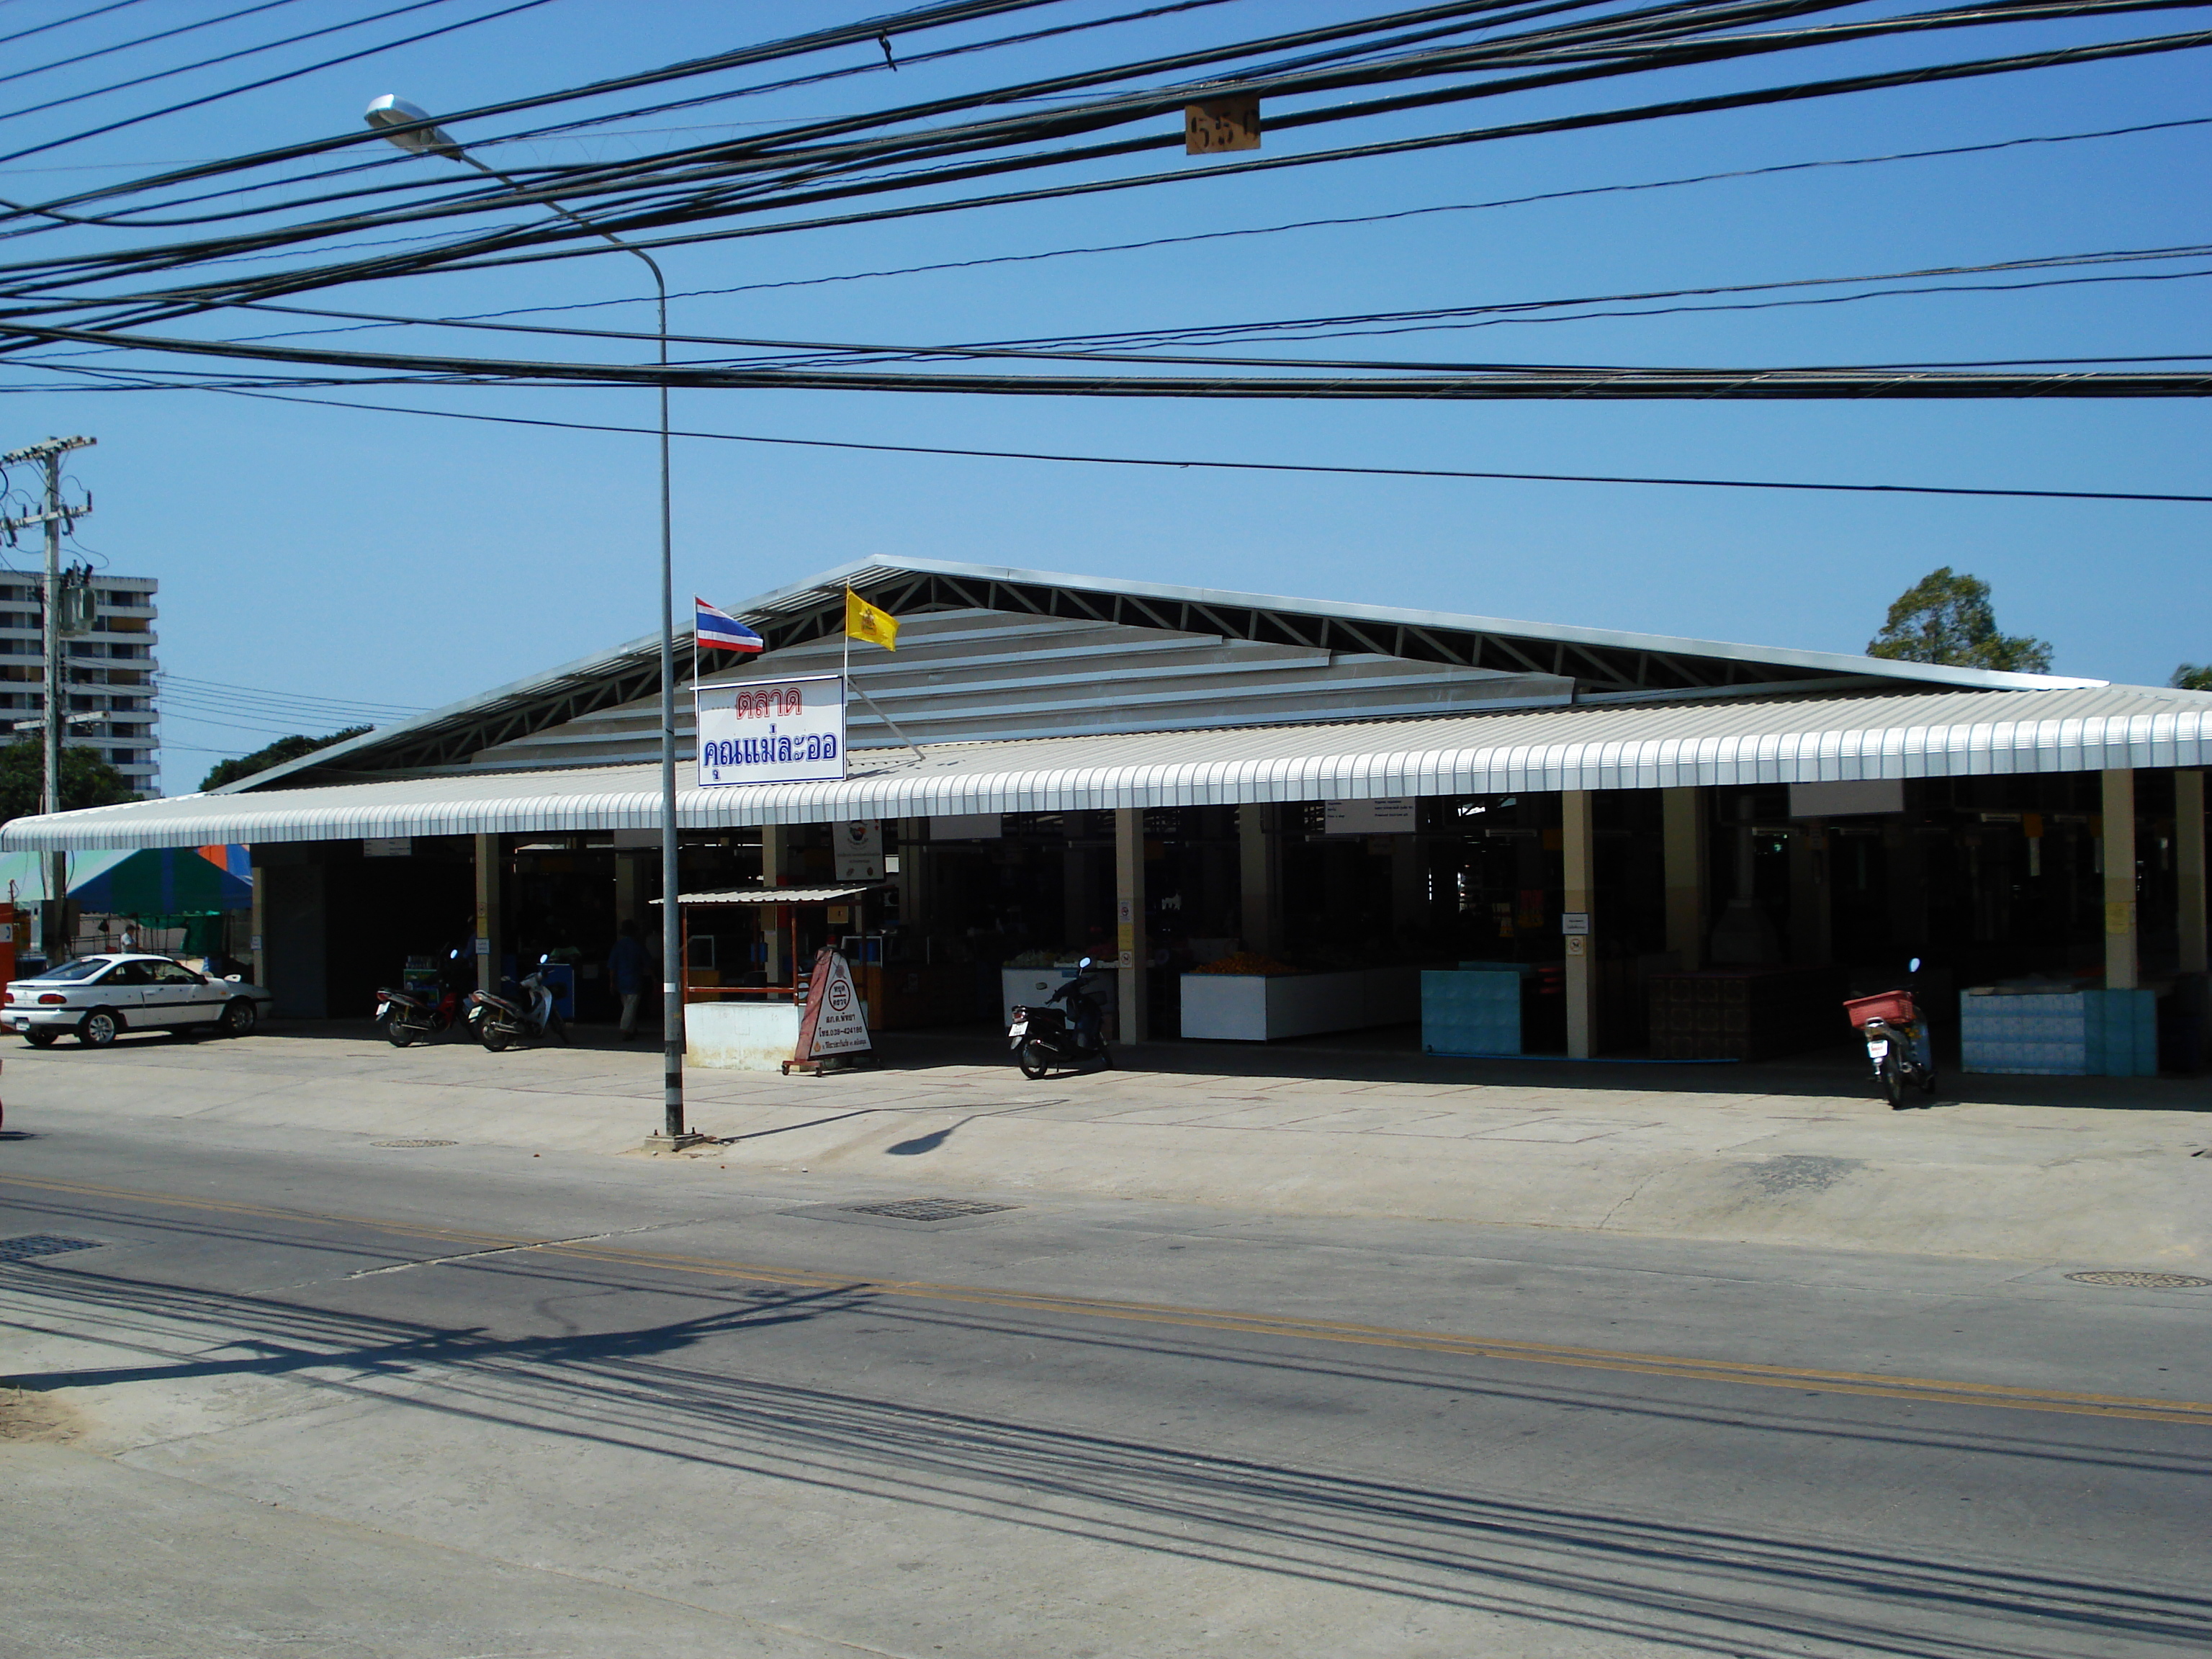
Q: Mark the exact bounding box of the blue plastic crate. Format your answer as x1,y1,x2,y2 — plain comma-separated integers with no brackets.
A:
1422,967,1524,1056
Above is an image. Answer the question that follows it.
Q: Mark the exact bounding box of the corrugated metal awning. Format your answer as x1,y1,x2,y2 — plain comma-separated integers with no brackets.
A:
6,683,2208,852
655,886,871,906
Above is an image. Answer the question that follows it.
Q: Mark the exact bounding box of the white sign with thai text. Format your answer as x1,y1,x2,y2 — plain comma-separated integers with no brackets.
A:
1324,798,1416,835
696,673,845,787
809,950,872,1055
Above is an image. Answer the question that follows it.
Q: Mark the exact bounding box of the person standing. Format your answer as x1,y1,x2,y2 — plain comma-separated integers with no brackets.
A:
608,920,648,1040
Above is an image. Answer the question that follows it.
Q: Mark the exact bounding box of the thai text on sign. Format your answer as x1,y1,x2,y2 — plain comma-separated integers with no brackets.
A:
696,673,846,786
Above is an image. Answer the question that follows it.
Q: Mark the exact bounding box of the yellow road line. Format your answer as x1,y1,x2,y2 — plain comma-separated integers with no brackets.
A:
6,1171,2208,1428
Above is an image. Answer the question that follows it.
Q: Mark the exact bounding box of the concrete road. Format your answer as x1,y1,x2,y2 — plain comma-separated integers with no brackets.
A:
3,1108,2209,1658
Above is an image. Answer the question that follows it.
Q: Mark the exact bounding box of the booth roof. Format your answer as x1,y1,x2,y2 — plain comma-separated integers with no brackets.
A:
5,682,2208,853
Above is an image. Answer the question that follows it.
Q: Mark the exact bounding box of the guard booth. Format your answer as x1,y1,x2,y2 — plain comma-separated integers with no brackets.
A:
667,885,874,1069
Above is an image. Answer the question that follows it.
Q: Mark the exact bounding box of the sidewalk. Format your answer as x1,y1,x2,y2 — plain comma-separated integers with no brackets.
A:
8,1023,2208,1266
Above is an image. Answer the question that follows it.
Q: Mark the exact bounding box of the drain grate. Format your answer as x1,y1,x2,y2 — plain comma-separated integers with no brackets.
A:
2065,1269,2212,1290
373,1139,458,1148
0,1234,104,1264
842,1198,1019,1223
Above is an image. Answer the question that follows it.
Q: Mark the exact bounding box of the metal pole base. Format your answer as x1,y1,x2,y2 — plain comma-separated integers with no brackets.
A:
641,1130,712,1152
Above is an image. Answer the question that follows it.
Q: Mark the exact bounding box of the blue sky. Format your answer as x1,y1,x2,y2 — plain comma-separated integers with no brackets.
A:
2,1,2206,791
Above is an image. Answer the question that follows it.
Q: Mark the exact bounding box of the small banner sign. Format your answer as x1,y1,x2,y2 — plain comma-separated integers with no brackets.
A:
793,945,872,1061
696,673,846,787
834,819,884,882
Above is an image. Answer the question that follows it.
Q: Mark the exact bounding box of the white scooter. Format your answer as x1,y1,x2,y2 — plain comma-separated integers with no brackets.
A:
467,956,568,1052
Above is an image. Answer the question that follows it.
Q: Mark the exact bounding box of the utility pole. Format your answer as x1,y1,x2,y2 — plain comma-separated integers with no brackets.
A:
1,435,94,958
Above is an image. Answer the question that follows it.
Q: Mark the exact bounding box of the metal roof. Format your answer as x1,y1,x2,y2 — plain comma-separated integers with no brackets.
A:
9,683,2202,852
222,557,2098,791
655,886,870,906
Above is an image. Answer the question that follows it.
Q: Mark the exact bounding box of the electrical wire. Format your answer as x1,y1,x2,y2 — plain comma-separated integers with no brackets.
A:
83,376,2212,504
0,0,566,171
155,673,421,716
0,4,2198,425
0,0,151,51
0,0,1647,242
51,7,2195,328
3,0,1095,215
169,240,2212,356
0,0,2093,241
0,0,468,127
0,0,311,94
78,109,2201,315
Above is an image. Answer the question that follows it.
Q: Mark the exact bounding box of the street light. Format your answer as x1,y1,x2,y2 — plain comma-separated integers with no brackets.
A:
367,95,691,1146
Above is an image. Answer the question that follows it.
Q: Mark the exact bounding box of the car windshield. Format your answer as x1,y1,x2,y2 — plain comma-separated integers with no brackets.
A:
35,957,116,982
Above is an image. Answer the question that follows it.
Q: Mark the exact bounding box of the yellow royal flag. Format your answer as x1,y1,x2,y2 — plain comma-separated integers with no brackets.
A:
844,588,899,651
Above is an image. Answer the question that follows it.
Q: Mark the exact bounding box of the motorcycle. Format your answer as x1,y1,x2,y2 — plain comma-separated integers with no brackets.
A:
467,956,569,1052
376,948,469,1046
1844,958,1937,1109
1009,957,1112,1079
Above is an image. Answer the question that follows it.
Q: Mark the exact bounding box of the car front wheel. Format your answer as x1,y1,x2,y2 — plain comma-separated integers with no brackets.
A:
78,1009,122,1048
220,999,258,1036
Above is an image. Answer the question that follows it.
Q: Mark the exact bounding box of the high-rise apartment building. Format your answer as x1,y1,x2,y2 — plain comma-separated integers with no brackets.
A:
0,572,159,797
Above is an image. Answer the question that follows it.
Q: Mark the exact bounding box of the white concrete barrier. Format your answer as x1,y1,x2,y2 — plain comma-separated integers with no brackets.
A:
1179,966,1421,1041
685,999,800,1070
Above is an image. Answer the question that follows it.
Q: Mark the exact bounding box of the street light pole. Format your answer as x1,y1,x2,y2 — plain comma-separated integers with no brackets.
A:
367,97,690,1142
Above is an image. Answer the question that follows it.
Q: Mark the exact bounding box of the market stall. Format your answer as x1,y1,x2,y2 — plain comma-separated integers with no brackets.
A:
664,885,871,1069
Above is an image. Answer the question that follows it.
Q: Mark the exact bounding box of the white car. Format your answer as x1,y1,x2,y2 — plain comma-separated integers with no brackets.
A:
4,953,271,1047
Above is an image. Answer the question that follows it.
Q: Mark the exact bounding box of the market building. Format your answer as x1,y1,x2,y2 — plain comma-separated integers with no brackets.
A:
6,559,2207,1072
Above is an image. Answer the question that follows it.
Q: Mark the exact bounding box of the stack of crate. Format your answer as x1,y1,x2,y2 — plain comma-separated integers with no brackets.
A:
1647,966,1850,1061
1421,962,1528,1056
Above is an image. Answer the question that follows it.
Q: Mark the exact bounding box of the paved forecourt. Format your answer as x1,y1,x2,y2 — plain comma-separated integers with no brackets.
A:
6,1023,2206,1267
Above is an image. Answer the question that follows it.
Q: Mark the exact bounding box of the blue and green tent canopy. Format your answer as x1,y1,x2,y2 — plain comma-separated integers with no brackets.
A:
0,845,251,912
71,845,251,915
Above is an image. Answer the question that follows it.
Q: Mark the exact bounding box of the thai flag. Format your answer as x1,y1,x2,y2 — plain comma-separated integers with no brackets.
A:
695,597,764,654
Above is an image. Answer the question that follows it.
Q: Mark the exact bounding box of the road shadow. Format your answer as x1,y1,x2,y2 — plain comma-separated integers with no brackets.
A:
6,1244,2208,1659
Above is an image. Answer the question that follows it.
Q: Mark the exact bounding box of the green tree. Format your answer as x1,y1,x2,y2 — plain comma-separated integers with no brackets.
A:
2170,664,2212,691
1866,567,2052,673
0,739,132,826
200,727,369,791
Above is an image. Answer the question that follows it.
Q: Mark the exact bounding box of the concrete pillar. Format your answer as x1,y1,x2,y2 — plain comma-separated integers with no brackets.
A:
760,824,790,982
1115,806,1148,1043
1562,789,1596,1059
2103,768,2138,990
613,854,643,932
2178,770,2207,975
248,848,266,987
1660,786,1706,970
895,817,925,941
472,833,503,994
1238,803,1277,953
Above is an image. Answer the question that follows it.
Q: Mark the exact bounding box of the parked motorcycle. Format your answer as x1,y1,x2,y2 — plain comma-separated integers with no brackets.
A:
1009,957,1112,1079
376,947,470,1046
1844,958,1937,1108
467,956,568,1052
